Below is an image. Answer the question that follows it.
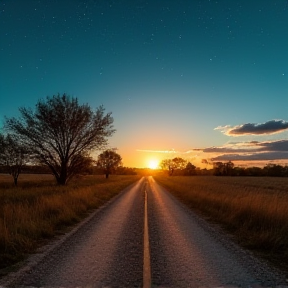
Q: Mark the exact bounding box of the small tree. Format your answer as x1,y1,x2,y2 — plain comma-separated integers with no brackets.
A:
97,149,122,178
5,94,115,185
172,157,187,170
160,159,175,175
160,157,187,175
0,133,30,185
213,161,225,175
185,162,196,176
213,161,235,176
225,161,234,176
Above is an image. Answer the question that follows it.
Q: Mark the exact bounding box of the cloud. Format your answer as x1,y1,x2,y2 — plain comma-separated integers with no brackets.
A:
254,139,288,152
215,120,288,136
209,139,288,162
200,146,256,153
214,125,231,134
212,152,288,161
137,140,288,163
194,141,261,154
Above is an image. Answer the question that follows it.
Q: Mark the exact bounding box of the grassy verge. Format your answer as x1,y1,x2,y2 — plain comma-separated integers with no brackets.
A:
154,175,288,270
0,174,141,270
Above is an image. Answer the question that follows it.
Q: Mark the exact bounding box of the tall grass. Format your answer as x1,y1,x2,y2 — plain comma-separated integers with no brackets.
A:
0,174,141,269
154,175,288,268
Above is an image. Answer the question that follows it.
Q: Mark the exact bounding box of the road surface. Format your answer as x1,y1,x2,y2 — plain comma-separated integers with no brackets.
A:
1,176,287,287
147,177,286,287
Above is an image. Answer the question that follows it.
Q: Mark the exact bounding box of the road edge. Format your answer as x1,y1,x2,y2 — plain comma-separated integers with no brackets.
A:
0,178,144,287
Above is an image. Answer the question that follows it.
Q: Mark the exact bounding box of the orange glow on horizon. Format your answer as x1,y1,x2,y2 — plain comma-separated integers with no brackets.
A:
147,159,159,169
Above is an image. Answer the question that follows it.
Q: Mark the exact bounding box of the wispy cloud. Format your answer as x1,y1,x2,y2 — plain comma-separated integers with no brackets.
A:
137,148,200,154
214,125,231,134
215,120,288,136
136,149,179,154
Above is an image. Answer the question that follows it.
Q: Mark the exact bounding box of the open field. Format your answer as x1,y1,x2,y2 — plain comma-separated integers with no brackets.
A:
0,173,141,270
154,175,288,270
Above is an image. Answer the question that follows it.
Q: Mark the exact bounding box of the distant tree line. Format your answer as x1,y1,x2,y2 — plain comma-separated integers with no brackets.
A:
92,165,137,176
213,161,288,177
0,164,50,175
160,158,288,177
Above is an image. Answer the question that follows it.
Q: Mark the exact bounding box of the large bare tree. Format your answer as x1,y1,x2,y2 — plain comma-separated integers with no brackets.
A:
5,94,115,185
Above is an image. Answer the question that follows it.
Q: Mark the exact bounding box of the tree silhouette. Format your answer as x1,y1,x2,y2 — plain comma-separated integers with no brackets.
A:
172,157,187,170
160,157,188,175
225,161,234,176
5,94,114,185
159,159,174,175
0,134,30,185
185,162,196,175
213,161,235,176
213,161,225,175
97,149,122,178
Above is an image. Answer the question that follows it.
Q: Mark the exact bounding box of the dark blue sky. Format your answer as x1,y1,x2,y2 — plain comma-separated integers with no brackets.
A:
1,0,288,167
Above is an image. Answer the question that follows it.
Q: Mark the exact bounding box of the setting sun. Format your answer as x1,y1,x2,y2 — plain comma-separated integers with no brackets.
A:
147,159,159,169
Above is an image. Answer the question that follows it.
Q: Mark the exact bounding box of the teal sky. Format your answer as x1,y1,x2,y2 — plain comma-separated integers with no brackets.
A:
1,0,288,167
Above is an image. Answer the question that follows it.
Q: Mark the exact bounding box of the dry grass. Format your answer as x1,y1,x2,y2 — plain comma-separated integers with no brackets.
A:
0,174,141,269
154,175,288,269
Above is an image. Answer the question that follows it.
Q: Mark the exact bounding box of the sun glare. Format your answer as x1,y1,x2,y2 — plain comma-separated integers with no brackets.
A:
148,159,159,169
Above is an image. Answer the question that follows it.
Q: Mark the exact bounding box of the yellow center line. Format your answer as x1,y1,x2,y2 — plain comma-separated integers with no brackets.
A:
143,183,151,288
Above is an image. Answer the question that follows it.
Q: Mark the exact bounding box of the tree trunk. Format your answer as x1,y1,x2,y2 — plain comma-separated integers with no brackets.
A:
57,175,67,185
105,173,109,178
57,163,68,185
11,169,19,186
13,176,18,186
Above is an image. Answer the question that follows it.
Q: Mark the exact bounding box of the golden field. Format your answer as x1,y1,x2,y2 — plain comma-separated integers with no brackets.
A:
0,174,141,270
154,175,288,269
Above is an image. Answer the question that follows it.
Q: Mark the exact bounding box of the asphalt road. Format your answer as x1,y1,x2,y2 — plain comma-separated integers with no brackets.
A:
147,176,287,287
2,176,287,287
7,178,145,288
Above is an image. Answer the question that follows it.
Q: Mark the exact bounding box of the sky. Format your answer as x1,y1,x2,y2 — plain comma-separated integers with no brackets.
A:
1,0,288,168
